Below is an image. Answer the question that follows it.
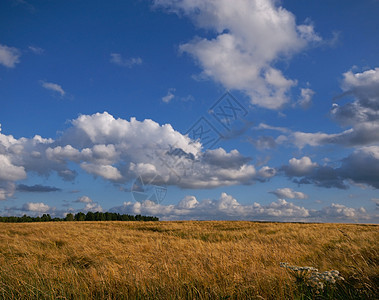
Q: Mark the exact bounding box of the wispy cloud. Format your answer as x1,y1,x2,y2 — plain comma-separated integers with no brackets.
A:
298,88,315,109
162,88,175,103
12,0,36,12
28,46,44,55
110,53,142,67
40,81,65,96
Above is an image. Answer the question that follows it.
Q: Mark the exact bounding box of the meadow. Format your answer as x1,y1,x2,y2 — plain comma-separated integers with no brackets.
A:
0,221,377,299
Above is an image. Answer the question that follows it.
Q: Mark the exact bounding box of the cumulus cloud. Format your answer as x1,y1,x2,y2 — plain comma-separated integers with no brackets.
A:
40,81,65,96
0,154,27,181
111,192,310,221
57,112,273,188
0,44,21,68
292,67,379,148
110,53,142,67
74,195,103,212
162,88,176,103
282,146,379,190
110,192,375,222
0,128,74,186
332,68,379,125
84,202,103,212
282,156,318,177
282,157,348,189
74,196,92,203
270,188,308,199
0,112,274,200
2,201,58,216
176,195,199,209
22,202,51,213
253,68,379,149
339,146,379,189
81,163,123,181
313,203,369,221
154,0,322,109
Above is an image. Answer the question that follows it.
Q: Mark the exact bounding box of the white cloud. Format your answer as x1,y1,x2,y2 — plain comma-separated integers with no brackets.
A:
80,163,123,181
271,123,379,149
270,188,308,199
162,88,175,103
110,53,142,67
40,81,65,96
46,145,81,162
298,88,315,109
0,154,27,181
111,192,311,221
317,203,368,220
0,44,21,68
258,199,310,218
73,195,103,212
58,112,270,188
84,202,103,212
258,166,277,178
0,128,76,200
290,131,338,149
75,196,92,203
0,112,274,200
256,123,291,134
250,67,379,149
283,156,318,177
154,0,322,109
22,202,50,213
177,195,199,209
291,67,379,148
332,67,379,126
342,68,379,94
110,192,376,222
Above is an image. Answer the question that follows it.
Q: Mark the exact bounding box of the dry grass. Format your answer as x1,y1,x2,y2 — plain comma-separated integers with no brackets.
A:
0,221,377,299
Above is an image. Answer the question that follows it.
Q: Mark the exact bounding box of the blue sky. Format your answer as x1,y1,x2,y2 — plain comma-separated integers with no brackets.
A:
0,0,378,222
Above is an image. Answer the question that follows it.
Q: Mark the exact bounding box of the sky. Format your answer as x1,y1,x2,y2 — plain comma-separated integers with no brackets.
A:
0,0,378,223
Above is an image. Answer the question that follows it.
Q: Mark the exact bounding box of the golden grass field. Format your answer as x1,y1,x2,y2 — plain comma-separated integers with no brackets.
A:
0,221,377,299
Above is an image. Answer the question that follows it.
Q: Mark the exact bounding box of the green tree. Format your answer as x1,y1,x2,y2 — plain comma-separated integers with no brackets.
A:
41,214,52,222
65,213,74,221
74,212,86,221
85,211,95,221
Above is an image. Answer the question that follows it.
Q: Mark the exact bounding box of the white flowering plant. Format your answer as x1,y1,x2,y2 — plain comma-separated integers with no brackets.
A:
280,262,345,298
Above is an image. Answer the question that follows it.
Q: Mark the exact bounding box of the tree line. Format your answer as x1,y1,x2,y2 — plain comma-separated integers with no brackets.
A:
0,212,159,223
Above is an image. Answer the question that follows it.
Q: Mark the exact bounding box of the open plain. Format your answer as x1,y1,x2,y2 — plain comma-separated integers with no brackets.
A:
0,221,377,299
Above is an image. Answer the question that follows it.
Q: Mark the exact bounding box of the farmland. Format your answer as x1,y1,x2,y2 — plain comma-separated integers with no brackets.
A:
0,221,377,299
